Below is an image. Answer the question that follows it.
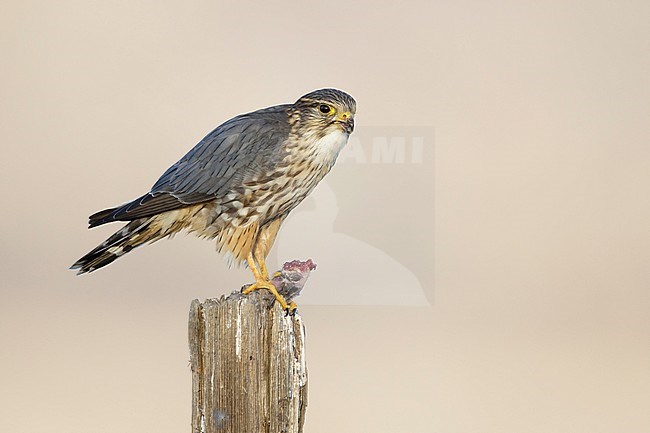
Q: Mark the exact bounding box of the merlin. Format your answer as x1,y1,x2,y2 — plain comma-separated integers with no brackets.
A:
71,88,356,312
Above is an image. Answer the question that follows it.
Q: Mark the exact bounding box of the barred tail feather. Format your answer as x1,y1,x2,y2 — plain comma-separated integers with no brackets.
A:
70,218,153,275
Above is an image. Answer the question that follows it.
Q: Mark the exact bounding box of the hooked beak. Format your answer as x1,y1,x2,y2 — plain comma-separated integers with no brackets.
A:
336,112,354,134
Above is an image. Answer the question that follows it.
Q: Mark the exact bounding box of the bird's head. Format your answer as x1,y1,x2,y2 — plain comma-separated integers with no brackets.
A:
293,88,356,136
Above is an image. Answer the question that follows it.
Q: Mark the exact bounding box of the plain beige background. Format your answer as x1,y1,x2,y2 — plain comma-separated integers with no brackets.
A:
1,1,649,432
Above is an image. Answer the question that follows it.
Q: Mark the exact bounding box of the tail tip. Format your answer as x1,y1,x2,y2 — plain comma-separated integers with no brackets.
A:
69,259,100,275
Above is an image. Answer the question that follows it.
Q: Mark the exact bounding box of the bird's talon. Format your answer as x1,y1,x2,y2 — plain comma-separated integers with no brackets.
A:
241,276,297,315
283,306,297,317
241,283,258,295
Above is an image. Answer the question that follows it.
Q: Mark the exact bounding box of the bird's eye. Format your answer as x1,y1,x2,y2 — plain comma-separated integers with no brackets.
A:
319,104,333,114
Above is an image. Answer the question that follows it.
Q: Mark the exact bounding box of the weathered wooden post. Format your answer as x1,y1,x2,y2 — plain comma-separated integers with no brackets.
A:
189,290,308,433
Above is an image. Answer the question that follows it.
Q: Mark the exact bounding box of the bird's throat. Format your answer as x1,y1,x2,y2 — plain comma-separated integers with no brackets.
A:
309,129,349,168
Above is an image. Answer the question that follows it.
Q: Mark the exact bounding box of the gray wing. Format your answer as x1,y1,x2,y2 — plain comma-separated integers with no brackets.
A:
89,105,291,227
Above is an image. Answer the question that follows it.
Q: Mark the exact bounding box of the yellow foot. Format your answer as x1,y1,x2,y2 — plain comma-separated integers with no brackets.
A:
244,253,297,314
242,279,297,315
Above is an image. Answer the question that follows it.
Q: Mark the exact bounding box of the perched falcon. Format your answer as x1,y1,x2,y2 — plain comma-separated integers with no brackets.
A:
71,88,356,312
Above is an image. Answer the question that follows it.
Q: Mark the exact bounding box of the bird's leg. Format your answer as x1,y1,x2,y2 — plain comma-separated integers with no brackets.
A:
242,253,296,314
258,258,270,280
244,253,264,282
258,256,283,281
